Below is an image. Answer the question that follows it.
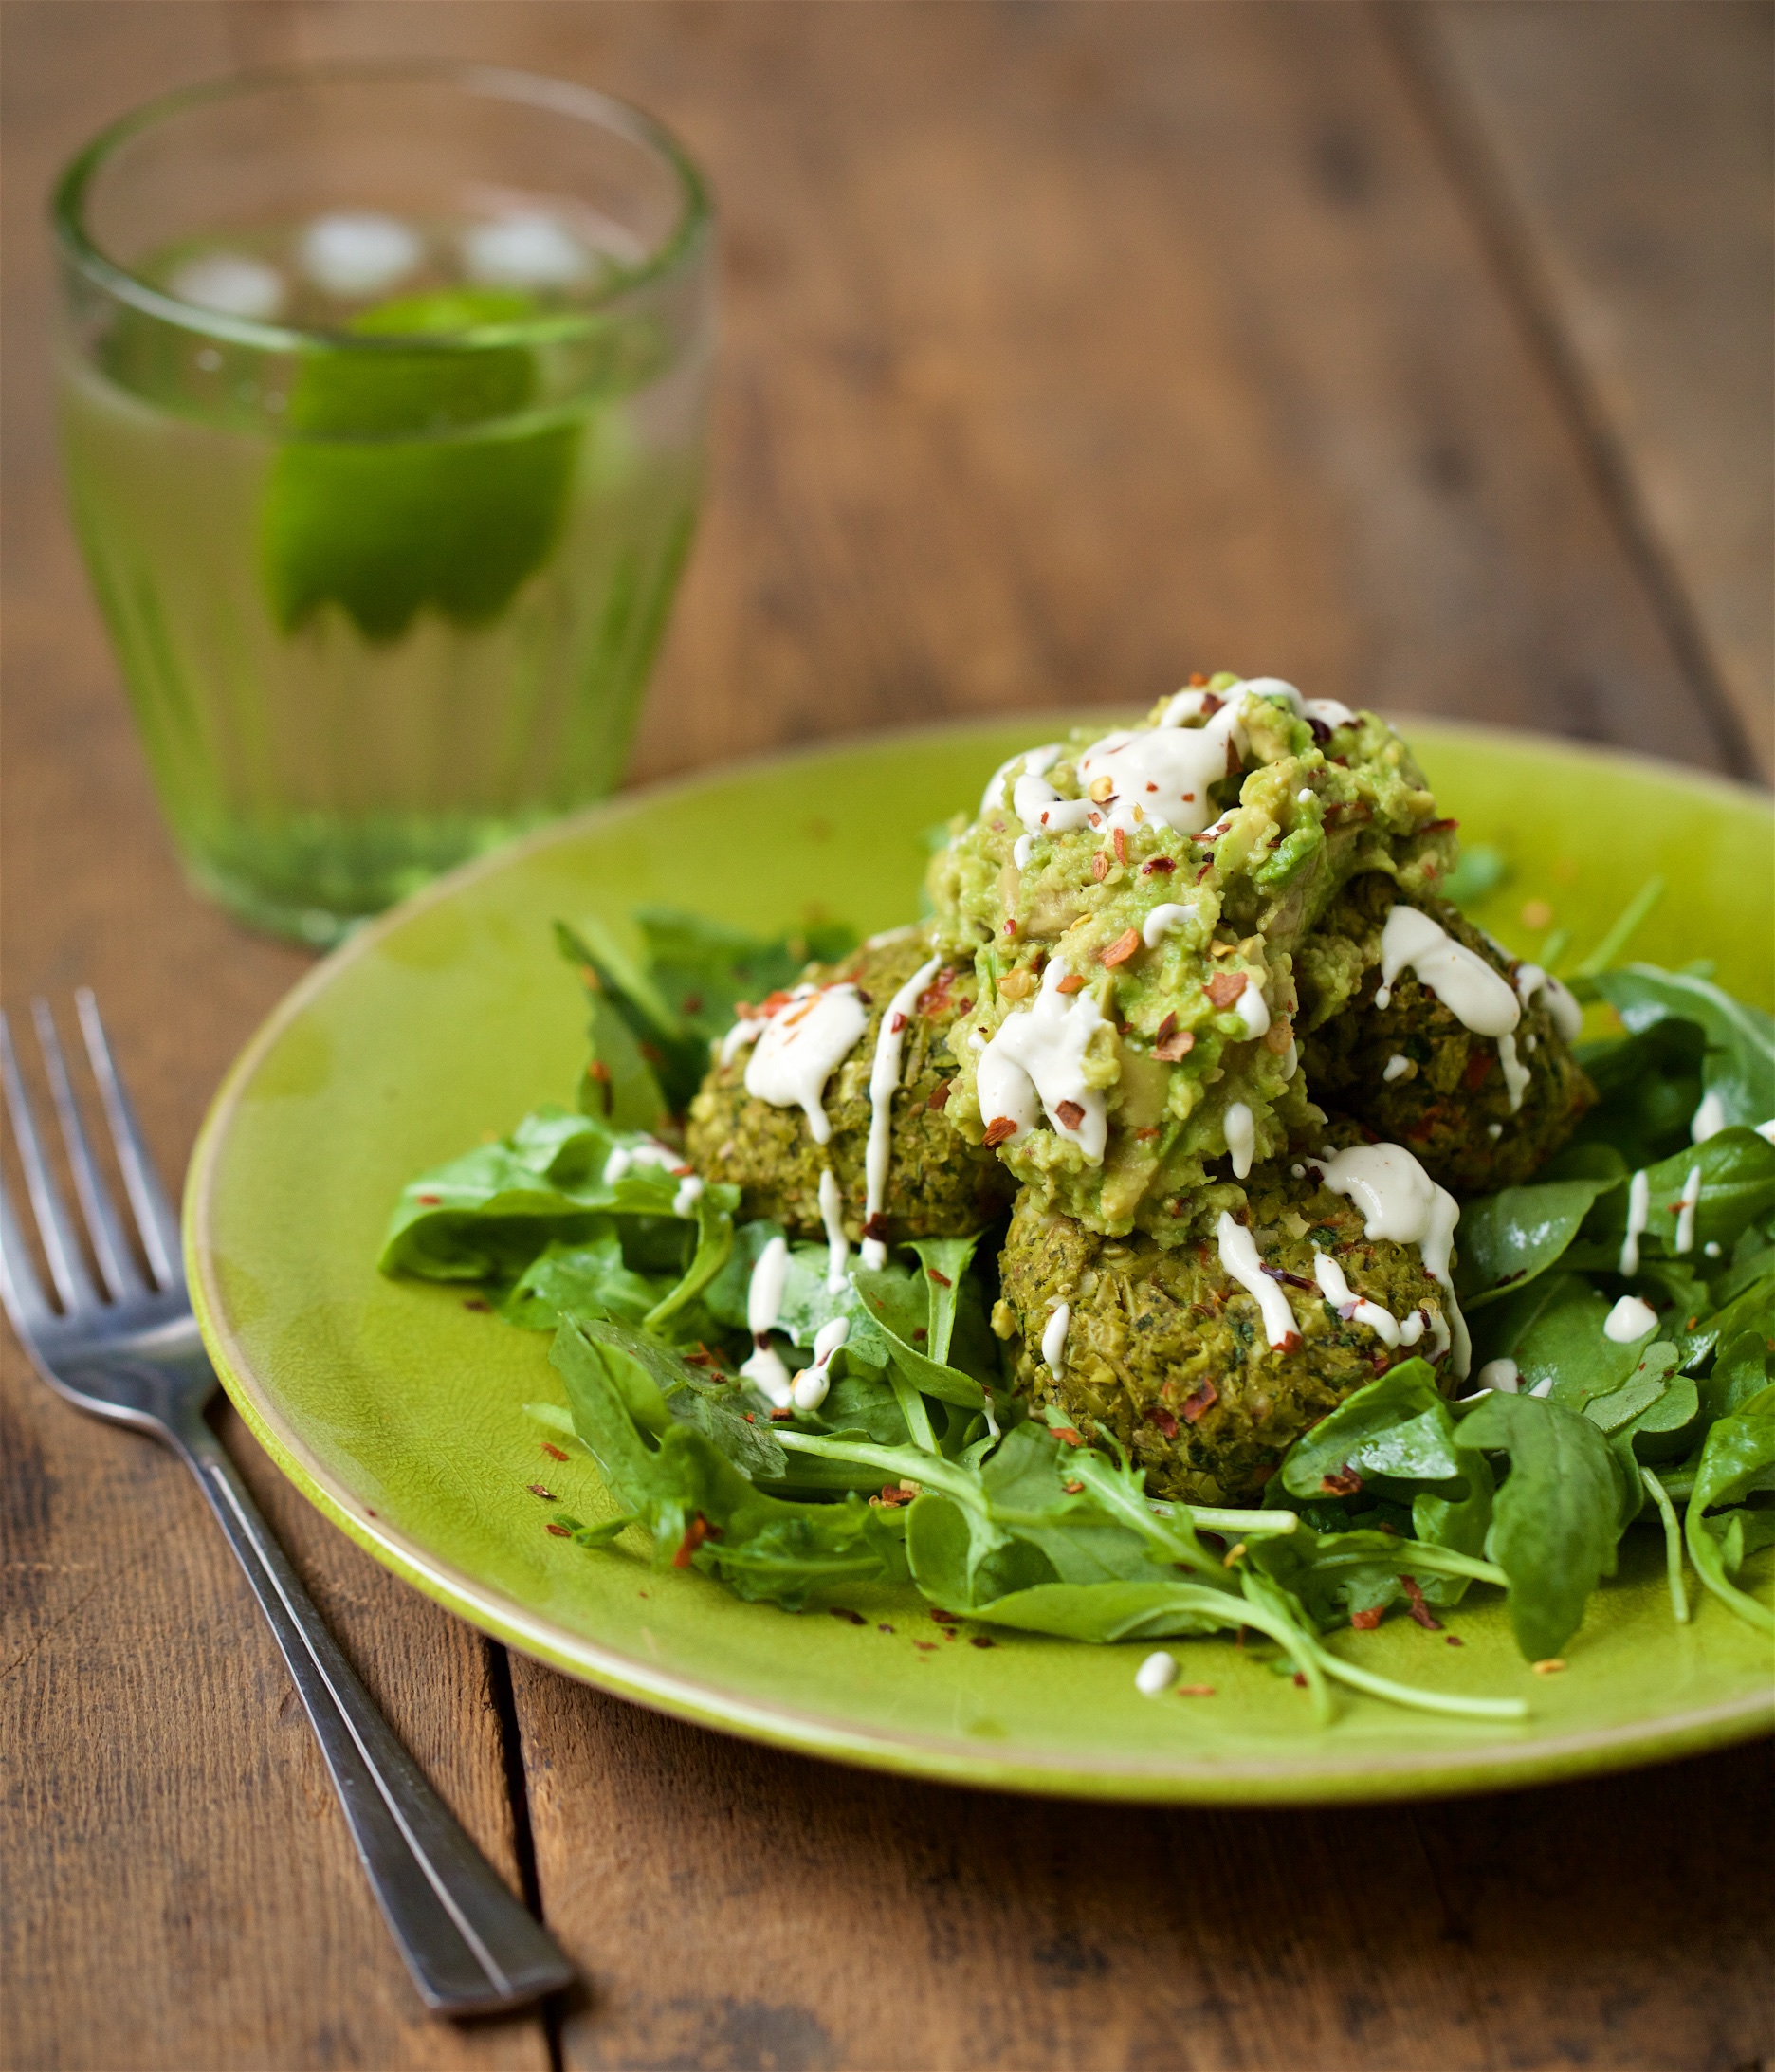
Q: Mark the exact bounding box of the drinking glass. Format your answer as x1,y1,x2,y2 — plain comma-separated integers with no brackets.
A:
53,62,712,945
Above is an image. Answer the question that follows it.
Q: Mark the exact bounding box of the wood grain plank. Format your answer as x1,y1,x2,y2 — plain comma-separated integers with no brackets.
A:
507,1668,1773,2072
0,9,550,2063
1415,0,1773,778
253,0,1732,779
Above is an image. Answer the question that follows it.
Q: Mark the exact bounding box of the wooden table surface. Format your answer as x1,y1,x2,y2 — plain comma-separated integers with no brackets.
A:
3,6,1770,2068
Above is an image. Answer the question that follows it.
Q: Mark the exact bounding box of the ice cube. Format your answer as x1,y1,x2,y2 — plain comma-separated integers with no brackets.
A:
461,213,595,290
166,252,287,321
299,212,423,299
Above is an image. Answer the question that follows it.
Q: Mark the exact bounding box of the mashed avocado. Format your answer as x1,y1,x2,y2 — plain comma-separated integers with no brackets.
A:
686,928,1013,1245
993,1156,1460,1506
924,677,1456,1238
1297,876,1595,1193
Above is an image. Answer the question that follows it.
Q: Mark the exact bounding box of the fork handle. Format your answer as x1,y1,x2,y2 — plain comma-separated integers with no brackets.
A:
174,1421,575,2015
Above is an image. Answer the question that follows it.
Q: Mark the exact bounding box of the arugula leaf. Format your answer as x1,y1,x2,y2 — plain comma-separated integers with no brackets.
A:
1455,1173,1624,1307
1592,966,1775,1129
549,1316,905,1606
501,1229,665,1330
633,908,857,1045
851,1265,987,1411
557,919,710,1121
1571,1019,1705,1167
1683,1384,1775,1636
1455,1391,1621,1661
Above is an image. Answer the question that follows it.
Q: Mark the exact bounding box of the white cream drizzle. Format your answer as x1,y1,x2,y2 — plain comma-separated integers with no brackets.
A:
1041,1303,1071,1379
981,743,1060,816
603,1141,680,1185
1234,981,1272,1041
1674,1163,1703,1255
1310,1143,1469,1377
1496,1033,1530,1114
977,961,1107,1163
1691,1091,1728,1144
719,1016,765,1067
1514,963,1584,1041
1135,1650,1178,1697
1224,1101,1256,1180
792,1316,850,1412
1013,834,1035,871
744,984,868,1145
1074,706,1245,839
1619,1168,1651,1276
739,1235,794,1406
672,1175,704,1218
1475,1357,1520,1394
861,954,942,1268
1216,1214,1301,1349
1604,1295,1658,1344
1374,905,1520,1035
1383,1054,1412,1083
1311,1251,1402,1346
1013,769,1097,837
1142,902,1197,948
818,1169,850,1291
1758,1120,1775,1144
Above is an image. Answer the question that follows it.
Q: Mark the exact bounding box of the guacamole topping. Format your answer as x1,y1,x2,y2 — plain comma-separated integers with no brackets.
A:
926,674,1456,1237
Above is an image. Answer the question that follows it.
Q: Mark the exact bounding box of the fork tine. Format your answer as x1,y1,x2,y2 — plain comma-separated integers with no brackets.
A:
0,1010,96,1313
0,1159,54,1339
73,990,181,1290
32,999,143,1301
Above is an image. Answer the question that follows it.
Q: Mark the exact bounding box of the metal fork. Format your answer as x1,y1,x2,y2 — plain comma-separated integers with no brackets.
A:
0,991,574,2017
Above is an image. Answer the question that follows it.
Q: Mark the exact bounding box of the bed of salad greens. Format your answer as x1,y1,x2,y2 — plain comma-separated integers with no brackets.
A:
380,883,1775,1727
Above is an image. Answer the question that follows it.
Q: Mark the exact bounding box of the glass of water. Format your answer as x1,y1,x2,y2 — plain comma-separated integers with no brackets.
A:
53,63,712,945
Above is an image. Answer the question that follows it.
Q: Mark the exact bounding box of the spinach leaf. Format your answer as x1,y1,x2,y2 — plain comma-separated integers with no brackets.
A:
1571,1019,1705,1167
379,1108,736,1282
633,908,856,1047
1455,1392,1621,1661
1572,1128,1775,1268
501,1229,665,1330
1592,967,1775,1129
1455,1173,1623,1307
558,919,710,1121
1279,1361,1460,1495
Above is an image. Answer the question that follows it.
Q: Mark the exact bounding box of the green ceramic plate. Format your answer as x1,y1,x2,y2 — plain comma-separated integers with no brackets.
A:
187,719,1775,1803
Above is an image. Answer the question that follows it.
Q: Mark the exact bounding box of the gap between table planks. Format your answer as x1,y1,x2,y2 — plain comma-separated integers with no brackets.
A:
1,4,1769,2070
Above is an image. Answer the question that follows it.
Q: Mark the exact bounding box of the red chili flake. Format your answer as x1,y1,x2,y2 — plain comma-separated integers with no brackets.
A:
829,1606,867,1625
1102,927,1141,967
970,1636,997,1649
1178,1683,1217,1697
1134,1125,1160,1141
681,993,704,1015
1062,1479,1084,1494
415,1192,442,1206
1401,1576,1443,1630
1445,1634,1464,1647
1262,1265,1318,1293
673,1514,717,1568
1188,672,1208,688
1292,1672,1308,1688
1145,1404,1180,1439
1054,1098,1086,1129
915,1641,938,1652
744,1412,757,1423
926,1268,953,1288
1055,973,1088,996
862,1211,890,1242
889,1011,906,1035
1090,851,1111,883
1112,827,1128,867
462,1296,489,1311
1422,817,1459,833
769,1406,795,1421
878,1623,894,1633
930,1608,961,1625
875,1484,913,1508
545,1523,572,1539
586,1060,613,1115
1319,1466,1364,1497
927,1080,952,1110
1350,1607,1384,1631
1196,861,1215,882
944,1628,959,1640
541,1442,569,1462
1180,1379,1217,1425
1141,857,1176,875
912,1327,928,1341
982,1116,1019,1146
1155,1026,1196,1063
526,1484,557,1501
760,989,793,1013
1003,920,1017,936
1204,970,1247,1009
1462,1050,1493,1091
